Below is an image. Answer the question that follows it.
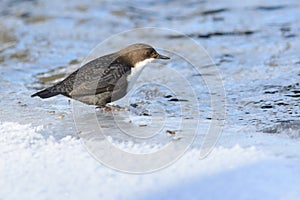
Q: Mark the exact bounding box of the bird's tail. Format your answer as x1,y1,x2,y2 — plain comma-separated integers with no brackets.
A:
31,86,61,99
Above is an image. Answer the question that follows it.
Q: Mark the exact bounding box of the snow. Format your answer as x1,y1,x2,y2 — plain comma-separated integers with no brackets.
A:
1,122,300,199
141,159,300,200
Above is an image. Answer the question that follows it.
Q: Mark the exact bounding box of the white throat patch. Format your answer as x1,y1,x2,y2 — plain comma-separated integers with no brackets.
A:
134,58,155,69
126,58,154,92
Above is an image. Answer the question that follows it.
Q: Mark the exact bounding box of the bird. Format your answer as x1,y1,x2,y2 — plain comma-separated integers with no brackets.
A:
31,43,170,106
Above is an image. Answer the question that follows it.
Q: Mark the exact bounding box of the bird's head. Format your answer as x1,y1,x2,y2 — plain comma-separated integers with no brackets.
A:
118,43,170,68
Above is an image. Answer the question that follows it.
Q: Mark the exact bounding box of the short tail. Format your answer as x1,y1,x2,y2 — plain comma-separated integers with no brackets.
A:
31,86,61,99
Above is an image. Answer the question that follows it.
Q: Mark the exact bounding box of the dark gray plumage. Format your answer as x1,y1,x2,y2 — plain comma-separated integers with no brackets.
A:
31,43,170,106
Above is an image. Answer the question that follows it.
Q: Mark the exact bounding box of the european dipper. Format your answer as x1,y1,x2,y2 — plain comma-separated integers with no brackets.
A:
31,43,170,106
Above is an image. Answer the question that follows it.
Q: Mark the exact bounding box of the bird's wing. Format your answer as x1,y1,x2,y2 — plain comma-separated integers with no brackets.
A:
57,54,116,93
69,62,131,97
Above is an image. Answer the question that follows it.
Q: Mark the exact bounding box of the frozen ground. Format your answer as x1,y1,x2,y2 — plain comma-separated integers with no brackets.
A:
1,0,300,199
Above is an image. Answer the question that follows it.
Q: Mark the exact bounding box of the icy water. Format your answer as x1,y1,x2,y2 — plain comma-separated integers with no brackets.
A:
1,0,299,137
1,0,300,198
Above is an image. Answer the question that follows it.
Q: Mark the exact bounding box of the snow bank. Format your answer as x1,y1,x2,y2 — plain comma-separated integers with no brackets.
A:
2,122,292,200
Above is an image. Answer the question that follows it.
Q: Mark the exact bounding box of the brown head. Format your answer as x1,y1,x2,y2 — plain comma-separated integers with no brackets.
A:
117,43,170,67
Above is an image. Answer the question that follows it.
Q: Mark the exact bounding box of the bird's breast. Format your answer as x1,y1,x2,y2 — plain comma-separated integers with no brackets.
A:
125,58,154,92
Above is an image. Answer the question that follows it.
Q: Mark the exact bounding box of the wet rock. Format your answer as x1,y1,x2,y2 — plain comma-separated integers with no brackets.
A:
264,90,278,94
261,104,273,109
276,102,289,106
168,30,255,39
291,90,300,94
168,98,188,102
284,34,297,38
285,94,300,98
198,30,255,38
166,130,176,135
255,5,286,11
201,8,228,15
280,27,291,32
130,103,138,108
163,95,173,98
19,12,31,18
140,111,151,116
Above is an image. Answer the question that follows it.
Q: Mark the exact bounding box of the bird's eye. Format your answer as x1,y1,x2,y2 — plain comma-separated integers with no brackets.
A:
151,51,158,58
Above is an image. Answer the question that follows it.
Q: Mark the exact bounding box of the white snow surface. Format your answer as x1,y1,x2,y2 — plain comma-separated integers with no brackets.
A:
1,121,300,200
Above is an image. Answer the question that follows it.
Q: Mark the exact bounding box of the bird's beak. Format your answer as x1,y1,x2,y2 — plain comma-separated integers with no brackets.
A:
157,53,170,59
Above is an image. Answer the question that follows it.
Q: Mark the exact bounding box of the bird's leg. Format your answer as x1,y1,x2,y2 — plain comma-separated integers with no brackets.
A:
95,105,105,109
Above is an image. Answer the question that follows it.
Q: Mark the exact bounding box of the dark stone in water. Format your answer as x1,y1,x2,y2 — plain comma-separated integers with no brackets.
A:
167,30,255,39
140,111,151,116
255,5,286,11
292,90,300,94
277,102,289,106
264,90,278,94
284,34,297,38
197,31,255,38
168,98,188,102
130,103,138,108
20,12,31,18
201,8,229,15
261,105,273,109
285,94,300,98
280,27,291,32
164,95,173,98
